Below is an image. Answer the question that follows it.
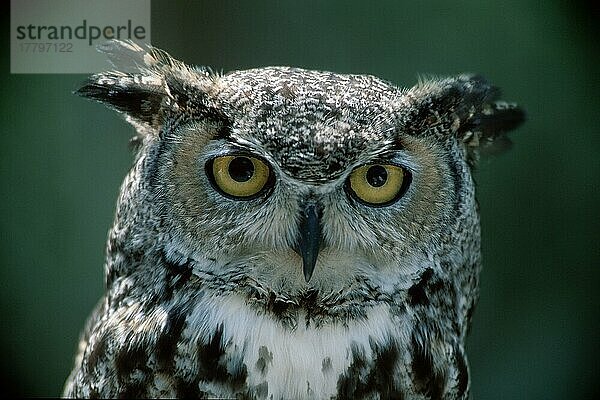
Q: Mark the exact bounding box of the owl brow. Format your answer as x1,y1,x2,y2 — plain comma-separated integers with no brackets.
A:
362,138,406,163
362,131,405,160
207,138,265,158
390,136,405,151
209,120,232,140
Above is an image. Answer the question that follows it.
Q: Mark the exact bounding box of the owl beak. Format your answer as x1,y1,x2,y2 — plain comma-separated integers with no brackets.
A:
296,201,322,283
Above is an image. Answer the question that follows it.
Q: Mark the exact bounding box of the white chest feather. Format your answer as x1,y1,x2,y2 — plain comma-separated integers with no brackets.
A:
183,294,408,399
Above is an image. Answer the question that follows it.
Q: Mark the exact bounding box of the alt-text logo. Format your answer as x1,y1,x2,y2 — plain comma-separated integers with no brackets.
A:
11,0,151,73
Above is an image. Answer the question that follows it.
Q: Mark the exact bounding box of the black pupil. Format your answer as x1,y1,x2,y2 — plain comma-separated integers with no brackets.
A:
366,165,388,187
228,157,254,182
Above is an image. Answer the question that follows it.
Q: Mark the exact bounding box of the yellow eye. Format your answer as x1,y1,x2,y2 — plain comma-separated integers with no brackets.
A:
347,164,409,206
209,155,272,199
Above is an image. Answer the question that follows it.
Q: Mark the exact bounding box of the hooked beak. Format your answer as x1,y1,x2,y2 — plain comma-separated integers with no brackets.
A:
295,200,322,282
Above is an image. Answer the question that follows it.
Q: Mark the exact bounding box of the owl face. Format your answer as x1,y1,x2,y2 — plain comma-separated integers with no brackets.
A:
77,40,523,305
142,67,457,297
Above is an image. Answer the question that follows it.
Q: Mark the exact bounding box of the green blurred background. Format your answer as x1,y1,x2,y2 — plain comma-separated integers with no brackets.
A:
1,1,598,398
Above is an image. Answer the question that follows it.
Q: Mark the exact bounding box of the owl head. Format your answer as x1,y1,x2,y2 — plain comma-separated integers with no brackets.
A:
78,40,524,303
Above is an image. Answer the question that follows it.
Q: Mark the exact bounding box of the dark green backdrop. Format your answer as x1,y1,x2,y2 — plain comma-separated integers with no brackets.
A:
1,1,598,398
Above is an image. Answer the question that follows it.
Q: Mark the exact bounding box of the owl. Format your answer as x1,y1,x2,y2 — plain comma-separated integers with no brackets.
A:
63,40,524,399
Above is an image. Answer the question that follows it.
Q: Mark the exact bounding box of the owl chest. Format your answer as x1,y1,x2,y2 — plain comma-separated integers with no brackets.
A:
181,294,403,399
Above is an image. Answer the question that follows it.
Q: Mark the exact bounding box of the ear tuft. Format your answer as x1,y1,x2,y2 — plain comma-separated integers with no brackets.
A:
405,74,525,159
75,70,167,127
460,100,526,156
75,40,217,135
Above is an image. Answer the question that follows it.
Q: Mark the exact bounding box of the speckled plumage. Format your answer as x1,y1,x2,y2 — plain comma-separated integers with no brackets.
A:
63,40,524,399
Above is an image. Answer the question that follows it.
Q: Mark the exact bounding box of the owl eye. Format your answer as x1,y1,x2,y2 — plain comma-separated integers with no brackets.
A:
207,155,272,199
346,164,410,206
